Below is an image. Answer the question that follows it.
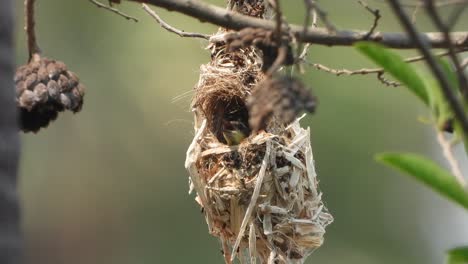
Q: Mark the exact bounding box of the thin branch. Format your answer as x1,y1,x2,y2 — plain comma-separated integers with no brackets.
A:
271,0,283,39
306,0,336,33
90,0,138,22
266,45,288,75
310,62,382,75
462,56,468,69
387,0,468,139
310,62,402,86
25,0,40,60
436,129,466,186
425,0,468,101
411,1,422,23
447,3,467,29
111,0,468,49
142,4,210,39
307,48,468,85
297,0,317,61
312,8,318,27
396,0,468,7
377,72,401,86
358,0,382,39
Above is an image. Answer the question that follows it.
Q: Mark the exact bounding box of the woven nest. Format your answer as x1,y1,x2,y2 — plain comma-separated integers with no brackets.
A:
185,34,333,264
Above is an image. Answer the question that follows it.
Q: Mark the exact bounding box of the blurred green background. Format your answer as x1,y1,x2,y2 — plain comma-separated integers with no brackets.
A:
15,1,468,264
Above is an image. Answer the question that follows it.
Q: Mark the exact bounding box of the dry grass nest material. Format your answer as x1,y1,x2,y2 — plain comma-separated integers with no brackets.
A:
186,34,332,264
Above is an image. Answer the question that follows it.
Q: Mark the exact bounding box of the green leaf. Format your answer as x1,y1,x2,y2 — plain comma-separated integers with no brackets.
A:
376,152,468,210
355,42,429,105
447,247,468,264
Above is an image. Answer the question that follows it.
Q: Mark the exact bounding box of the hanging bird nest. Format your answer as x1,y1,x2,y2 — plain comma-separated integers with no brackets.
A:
185,28,333,264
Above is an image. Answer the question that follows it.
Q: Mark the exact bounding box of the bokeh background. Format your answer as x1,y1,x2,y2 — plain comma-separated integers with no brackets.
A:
15,1,468,264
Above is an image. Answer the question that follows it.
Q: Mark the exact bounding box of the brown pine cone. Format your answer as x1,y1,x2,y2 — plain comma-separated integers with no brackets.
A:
247,76,316,133
15,57,85,133
225,28,294,72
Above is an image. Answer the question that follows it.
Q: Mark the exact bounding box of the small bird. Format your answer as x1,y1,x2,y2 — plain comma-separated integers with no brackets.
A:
222,120,250,146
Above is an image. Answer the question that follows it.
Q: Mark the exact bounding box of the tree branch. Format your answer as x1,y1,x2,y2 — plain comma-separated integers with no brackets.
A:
436,129,466,186
142,3,209,39
425,0,468,101
90,0,139,22
25,0,40,60
388,0,468,138
307,48,468,86
358,0,382,40
111,0,468,49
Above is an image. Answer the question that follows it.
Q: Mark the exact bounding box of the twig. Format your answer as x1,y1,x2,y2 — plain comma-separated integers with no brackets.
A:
112,0,468,49
396,0,468,7
377,72,401,86
90,0,138,22
387,0,468,140
266,45,288,76
436,129,466,186
425,0,468,101
142,4,209,39
411,1,422,23
297,0,317,61
447,3,467,29
307,48,468,85
310,62,382,75
462,57,468,69
271,0,283,39
25,0,40,60
310,62,401,86
306,0,336,33
358,0,381,39
264,0,288,76
312,8,318,28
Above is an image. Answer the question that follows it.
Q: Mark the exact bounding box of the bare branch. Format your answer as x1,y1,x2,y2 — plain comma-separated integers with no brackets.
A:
388,0,468,139
462,56,468,69
377,72,401,86
436,129,466,186
306,0,336,33
310,62,382,75
112,0,468,49
270,0,283,38
396,0,468,7
358,0,382,39
447,3,467,28
411,1,422,23
90,0,138,22
297,0,317,61
307,48,468,85
425,0,468,101
142,4,209,39
309,62,401,86
25,0,40,60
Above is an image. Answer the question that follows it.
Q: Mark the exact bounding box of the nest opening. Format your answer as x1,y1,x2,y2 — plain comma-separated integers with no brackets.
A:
212,96,251,145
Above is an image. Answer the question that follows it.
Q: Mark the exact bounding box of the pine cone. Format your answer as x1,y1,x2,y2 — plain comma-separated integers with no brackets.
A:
15,57,85,133
225,28,294,72
247,76,316,133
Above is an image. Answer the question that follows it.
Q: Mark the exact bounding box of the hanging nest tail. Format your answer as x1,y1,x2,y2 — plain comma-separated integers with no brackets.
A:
15,55,85,133
185,29,333,264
